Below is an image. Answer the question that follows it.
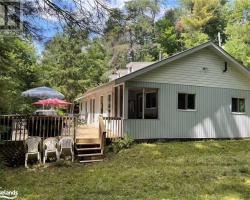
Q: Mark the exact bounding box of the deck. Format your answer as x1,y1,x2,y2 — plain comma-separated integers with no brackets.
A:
76,125,99,139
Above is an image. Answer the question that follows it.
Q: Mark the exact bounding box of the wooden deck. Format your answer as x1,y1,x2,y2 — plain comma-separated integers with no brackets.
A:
1,115,123,143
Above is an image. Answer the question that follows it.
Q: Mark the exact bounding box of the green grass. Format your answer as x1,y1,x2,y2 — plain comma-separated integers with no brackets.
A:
2,139,250,199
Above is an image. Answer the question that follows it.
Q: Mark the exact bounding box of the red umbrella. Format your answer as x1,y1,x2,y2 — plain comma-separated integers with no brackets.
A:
33,98,72,106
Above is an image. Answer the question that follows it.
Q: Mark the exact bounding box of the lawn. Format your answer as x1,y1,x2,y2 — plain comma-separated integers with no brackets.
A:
1,139,250,199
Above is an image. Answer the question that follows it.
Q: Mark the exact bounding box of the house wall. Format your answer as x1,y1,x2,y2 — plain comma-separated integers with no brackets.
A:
78,88,113,126
124,81,250,139
132,48,250,91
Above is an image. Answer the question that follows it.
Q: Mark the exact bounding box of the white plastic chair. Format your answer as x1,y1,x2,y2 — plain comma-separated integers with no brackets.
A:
43,137,59,163
24,137,41,167
59,137,74,162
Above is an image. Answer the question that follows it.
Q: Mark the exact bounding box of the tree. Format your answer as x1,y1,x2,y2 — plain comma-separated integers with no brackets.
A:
155,8,181,55
41,25,108,101
125,0,160,61
224,0,250,68
103,8,129,70
179,0,221,48
0,38,40,114
103,0,162,72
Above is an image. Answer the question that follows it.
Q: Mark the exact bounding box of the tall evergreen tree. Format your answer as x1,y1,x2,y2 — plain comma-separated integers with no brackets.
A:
42,25,108,101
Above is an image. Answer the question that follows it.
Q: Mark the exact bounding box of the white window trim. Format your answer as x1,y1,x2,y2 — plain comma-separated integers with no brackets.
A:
177,92,196,111
231,97,246,114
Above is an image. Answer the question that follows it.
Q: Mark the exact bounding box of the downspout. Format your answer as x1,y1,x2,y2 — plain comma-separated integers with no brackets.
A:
223,62,227,72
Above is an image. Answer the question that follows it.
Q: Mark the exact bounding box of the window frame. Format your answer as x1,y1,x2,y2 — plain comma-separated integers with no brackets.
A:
231,97,246,114
177,92,196,111
127,87,158,119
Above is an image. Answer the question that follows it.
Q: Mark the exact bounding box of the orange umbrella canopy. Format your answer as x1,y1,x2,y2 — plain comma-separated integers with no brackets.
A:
33,98,72,106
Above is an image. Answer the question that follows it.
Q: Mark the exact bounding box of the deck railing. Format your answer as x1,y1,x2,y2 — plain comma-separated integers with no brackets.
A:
0,114,78,142
103,117,123,138
98,116,106,154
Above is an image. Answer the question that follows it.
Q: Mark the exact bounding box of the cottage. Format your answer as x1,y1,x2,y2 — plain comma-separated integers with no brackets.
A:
75,41,250,140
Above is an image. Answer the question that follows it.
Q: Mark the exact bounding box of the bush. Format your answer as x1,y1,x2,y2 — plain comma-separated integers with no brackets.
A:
111,133,134,153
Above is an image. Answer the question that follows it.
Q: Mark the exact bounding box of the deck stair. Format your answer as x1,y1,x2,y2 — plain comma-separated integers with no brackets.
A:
75,140,104,163
75,117,107,163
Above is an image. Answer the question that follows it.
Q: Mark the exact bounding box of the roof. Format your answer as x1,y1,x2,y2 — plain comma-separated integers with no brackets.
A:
75,80,115,100
75,41,250,100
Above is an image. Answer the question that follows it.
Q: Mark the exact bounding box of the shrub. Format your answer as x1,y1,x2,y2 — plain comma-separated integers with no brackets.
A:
111,133,134,153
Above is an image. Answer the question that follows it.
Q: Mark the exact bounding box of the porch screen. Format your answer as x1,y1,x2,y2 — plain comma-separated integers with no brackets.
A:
128,88,158,119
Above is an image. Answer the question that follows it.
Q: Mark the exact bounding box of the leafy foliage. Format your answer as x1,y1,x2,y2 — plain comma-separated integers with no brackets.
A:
0,38,41,114
111,133,134,153
224,0,250,68
41,25,109,102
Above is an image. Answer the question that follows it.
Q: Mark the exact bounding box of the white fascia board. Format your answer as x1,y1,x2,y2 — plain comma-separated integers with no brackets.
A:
74,80,115,101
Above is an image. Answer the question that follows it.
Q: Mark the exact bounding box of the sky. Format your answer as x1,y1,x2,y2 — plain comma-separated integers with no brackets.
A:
33,0,179,54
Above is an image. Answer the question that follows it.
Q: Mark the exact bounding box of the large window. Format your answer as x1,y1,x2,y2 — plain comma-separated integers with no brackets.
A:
178,93,195,110
232,98,245,113
128,88,158,119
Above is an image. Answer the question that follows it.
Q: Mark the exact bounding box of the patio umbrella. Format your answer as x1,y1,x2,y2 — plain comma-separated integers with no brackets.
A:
33,98,72,106
21,86,65,99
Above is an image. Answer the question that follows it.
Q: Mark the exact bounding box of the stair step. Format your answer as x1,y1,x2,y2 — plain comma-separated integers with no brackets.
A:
79,159,103,163
76,143,100,145
76,147,101,151
78,153,103,157
76,138,100,144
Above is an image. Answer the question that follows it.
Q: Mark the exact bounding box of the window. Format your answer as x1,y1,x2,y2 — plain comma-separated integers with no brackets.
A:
178,93,195,110
100,96,103,114
232,98,245,113
107,94,111,116
127,88,158,119
146,92,157,108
